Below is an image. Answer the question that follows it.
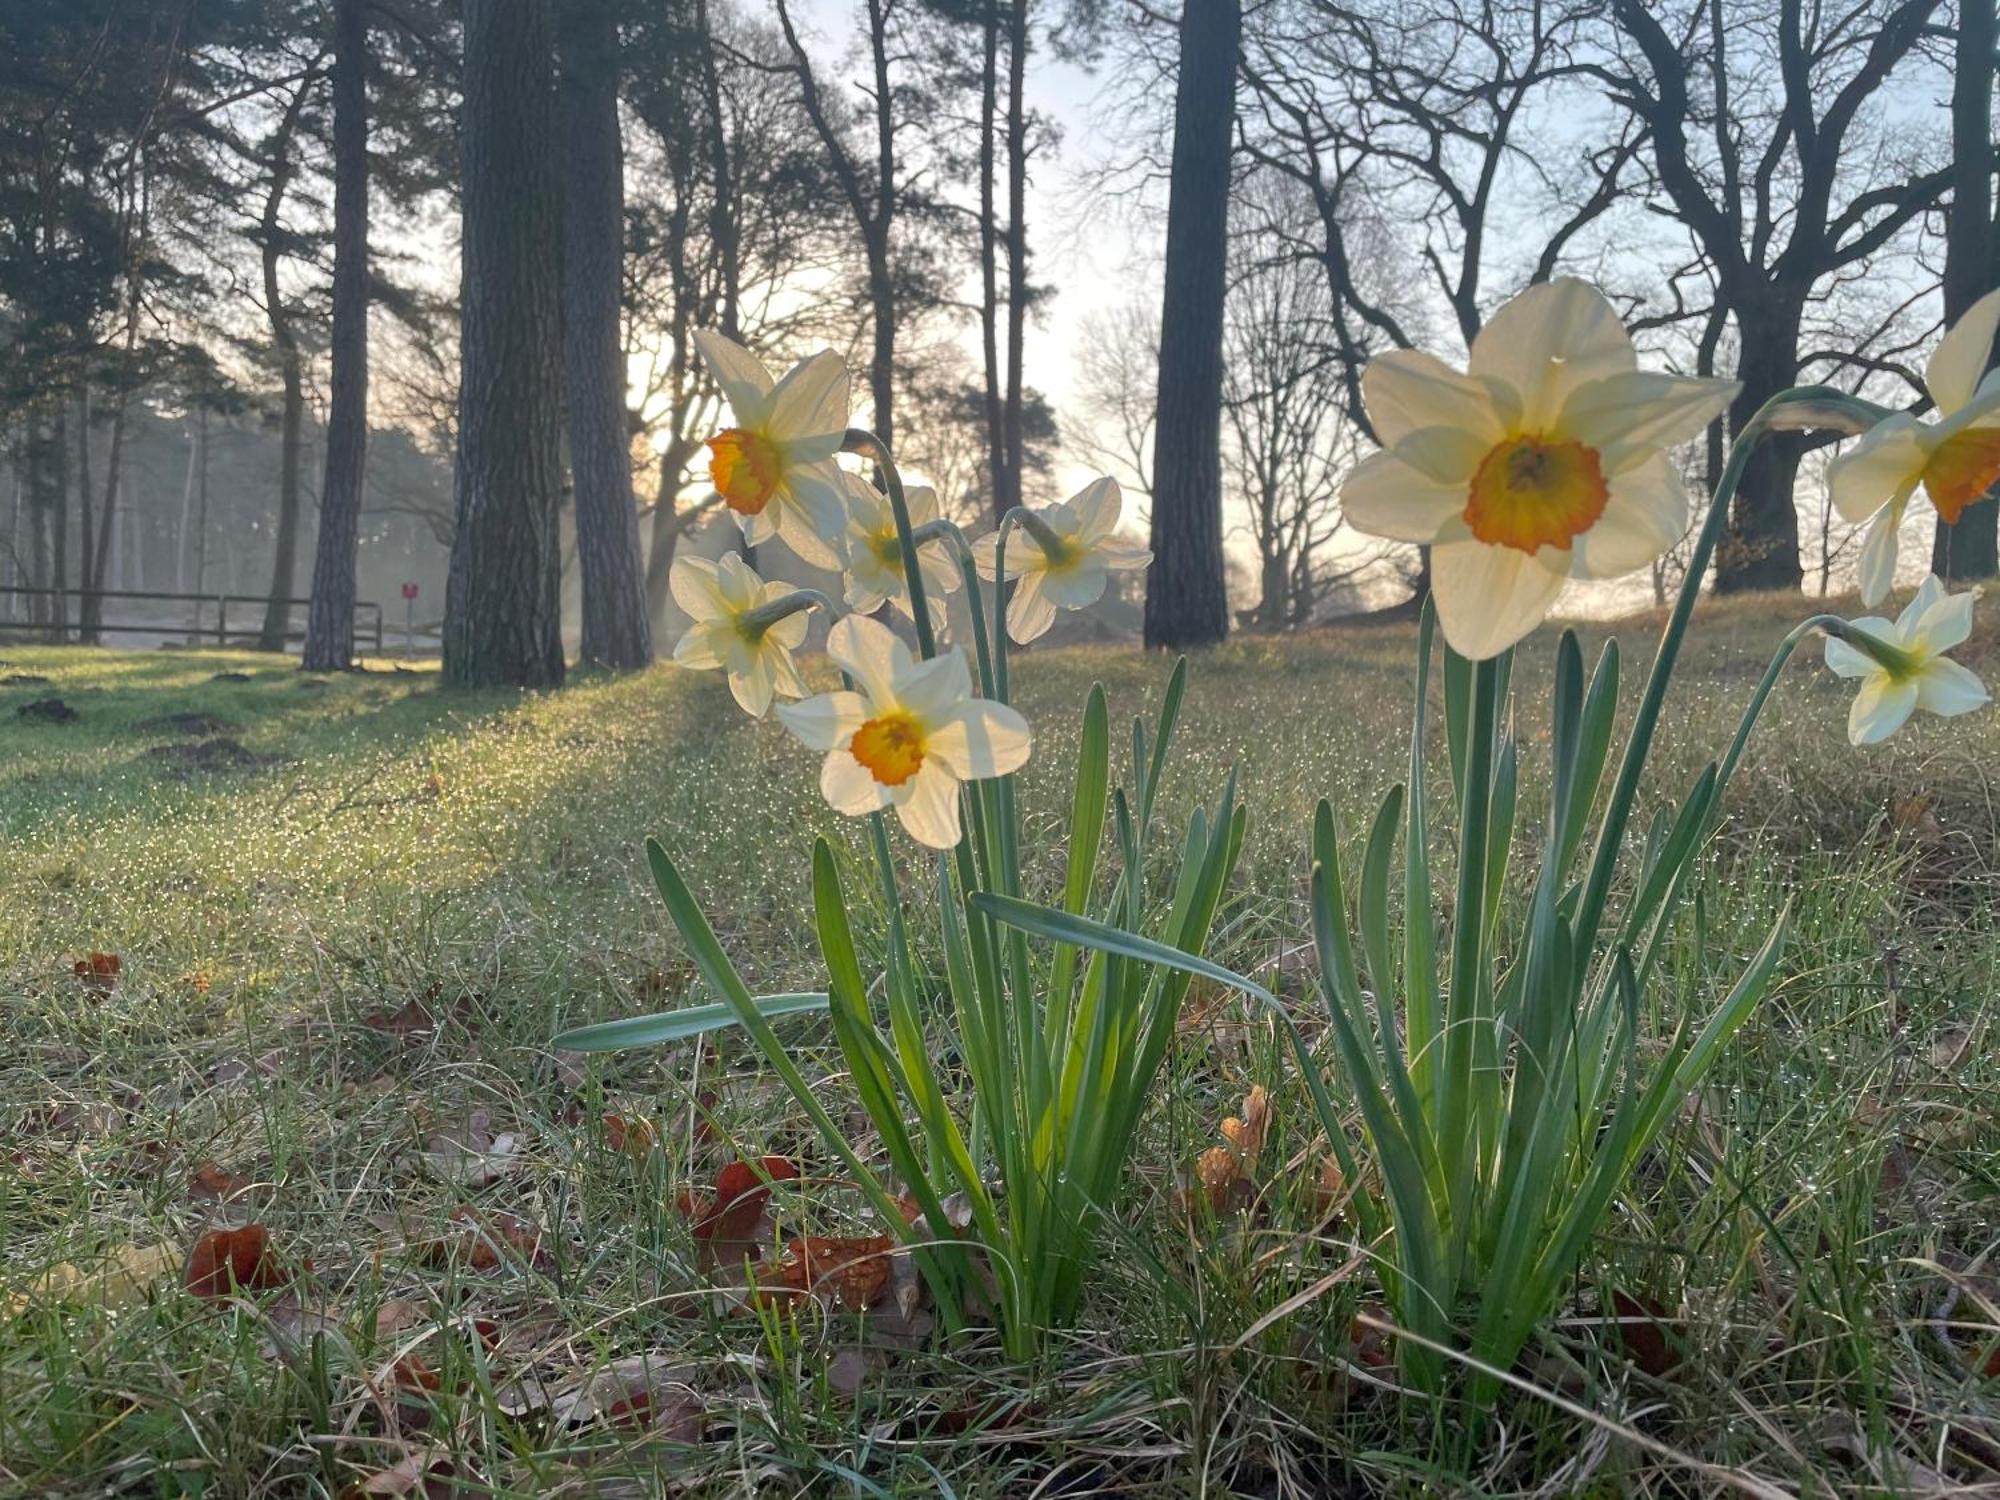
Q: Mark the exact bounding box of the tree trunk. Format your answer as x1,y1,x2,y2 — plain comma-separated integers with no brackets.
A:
1002,0,1028,508
50,404,69,641
444,0,567,690
1144,0,1238,650
1713,306,1804,593
978,0,1007,524
865,0,896,449
560,0,653,670
1933,0,1998,581
76,389,94,637
257,81,313,652
304,0,371,670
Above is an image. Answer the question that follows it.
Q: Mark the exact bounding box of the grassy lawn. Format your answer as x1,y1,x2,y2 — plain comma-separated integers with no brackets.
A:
2,597,1997,1496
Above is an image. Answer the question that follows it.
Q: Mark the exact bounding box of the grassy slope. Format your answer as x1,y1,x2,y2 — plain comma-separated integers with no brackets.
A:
0,598,1996,1497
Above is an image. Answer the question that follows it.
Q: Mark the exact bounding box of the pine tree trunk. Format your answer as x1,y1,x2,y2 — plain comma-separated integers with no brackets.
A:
1144,0,1238,650
444,0,567,690
258,82,313,652
1933,0,1998,581
304,0,371,670
559,0,652,670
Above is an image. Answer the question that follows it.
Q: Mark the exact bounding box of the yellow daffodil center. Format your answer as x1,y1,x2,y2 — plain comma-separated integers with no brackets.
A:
1464,434,1610,554
1922,427,2000,525
868,531,906,573
850,711,926,786
709,428,784,516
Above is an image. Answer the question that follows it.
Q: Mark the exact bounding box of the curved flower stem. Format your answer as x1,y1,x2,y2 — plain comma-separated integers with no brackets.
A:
1573,384,1888,958
843,428,937,661
1711,615,1844,807
739,587,839,642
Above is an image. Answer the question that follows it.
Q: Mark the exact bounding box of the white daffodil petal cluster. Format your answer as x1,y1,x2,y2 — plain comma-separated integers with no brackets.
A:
1824,575,1990,745
1828,289,2000,606
667,552,810,718
1340,278,1739,661
778,616,1031,849
841,474,960,629
972,476,1152,645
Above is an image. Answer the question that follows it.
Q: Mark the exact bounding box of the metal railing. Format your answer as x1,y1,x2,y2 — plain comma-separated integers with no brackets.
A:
0,588,385,653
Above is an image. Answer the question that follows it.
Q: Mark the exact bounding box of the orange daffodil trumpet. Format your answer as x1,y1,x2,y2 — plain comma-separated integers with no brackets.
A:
841,474,961,629
1828,289,2000,606
1823,574,1990,746
1341,278,1739,660
668,553,812,718
777,616,1031,850
973,477,1152,645
693,331,851,570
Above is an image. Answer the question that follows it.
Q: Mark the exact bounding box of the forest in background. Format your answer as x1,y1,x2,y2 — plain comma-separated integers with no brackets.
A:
0,0,1991,669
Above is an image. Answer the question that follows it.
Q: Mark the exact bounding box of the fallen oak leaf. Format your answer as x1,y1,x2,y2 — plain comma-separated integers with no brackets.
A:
338,1448,459,1500
189,1161,258,1204
1603,1288,1683,1378
419,1206,547,1273
682,1156,798,1270
603,1113,658,1160
757,1234,895,1312
74,952,121,995
185,1224,293,1298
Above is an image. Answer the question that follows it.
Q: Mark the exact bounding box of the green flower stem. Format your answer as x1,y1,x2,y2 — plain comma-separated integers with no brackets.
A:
842,427,938,662
738,588,838,642
1573,384,1882,959
992,513,1017,704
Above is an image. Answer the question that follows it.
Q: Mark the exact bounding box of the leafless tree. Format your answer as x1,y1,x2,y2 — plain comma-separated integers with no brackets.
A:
1609,0,1953,593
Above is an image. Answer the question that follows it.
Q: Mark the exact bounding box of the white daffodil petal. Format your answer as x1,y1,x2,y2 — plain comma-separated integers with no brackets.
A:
1340,449,1468,544
896,651,975,723
1096,539,1152,570
826,615,908,707
1363,348,1508,448
777,691,867,751
1916,658,1990,717
766,351,849,440
735,506,778,549
693,330,774,422
1393,425,1492,486
1913,582,1974,652
730,653,777,718
1897,574,1946,634
1005,574,1059,644
1856,499,1906,608
714,551,767,610
1823,636,1873,678
1570,456,1685,580
969,530,1009,583
823,751,894,817
1558,371,1737,467
893,762,964,849
1828,416,1928,524
1431,538,1567,661
672,622,725,670
1040,558,1110,612
1468,278,1635,429
669,555,727,620
1926,287,2000,415
769,610,810,650
1848,675,1920,746
927,699,1032,779
1068,477,1123,542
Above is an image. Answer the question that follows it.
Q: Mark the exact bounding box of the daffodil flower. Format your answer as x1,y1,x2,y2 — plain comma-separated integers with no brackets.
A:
973,477,1152,644
1824,574,1989,745
669,553,811,718
841,473,960,630
777,616,1031,849
1828,289,2000,606
694,330,851,571
1340,278,1739,661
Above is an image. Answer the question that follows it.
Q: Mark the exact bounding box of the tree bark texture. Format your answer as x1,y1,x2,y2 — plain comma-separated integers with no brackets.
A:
444,0,567,690
1714,304,1805,593
304,0,371,669
1933,0,1998,580
559,0,653,670
1144,0,1238,650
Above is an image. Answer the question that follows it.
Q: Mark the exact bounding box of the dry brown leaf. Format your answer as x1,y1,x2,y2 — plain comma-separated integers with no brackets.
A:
184,1224,294,1298
3,1243,177,1316
74,951,121,995
189,1161,258,1204
682,1156,798,1270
